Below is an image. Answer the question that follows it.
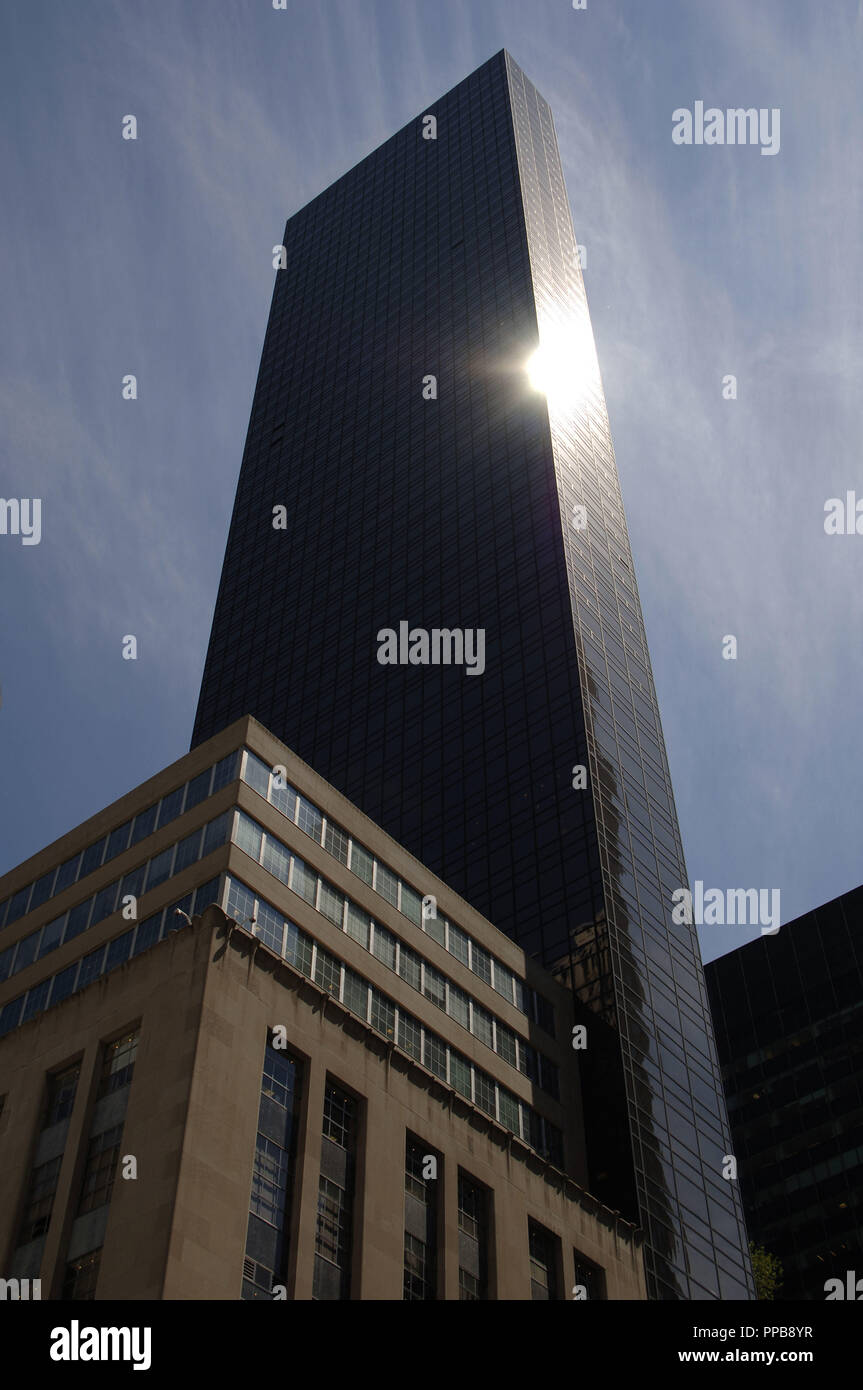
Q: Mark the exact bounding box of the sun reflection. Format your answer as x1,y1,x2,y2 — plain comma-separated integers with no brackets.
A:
526,321,598,407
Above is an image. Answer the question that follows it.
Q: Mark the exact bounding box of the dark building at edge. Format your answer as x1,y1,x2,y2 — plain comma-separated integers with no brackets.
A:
705,886,863,1300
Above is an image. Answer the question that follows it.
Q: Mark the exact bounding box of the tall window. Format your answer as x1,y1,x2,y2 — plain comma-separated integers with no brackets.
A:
72,1030,140,1223
63,1249,101,1300
14,1063,81,1250
44,1063,80,1127
573,1250,606,1299
458,1171,490,1299
242,1035,304,1300
97,1031,139,1098
403,1135,439,1300
77,1126,123,1215
313,1082,358,1300
528,1219,561,1300
17,1156,62,1245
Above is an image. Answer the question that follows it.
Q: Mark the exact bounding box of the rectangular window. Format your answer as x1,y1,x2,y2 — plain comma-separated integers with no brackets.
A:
313,945,341,997
374,862,399,907
447,923,470,966
458,1172,490,1299
297,797,323,842
423,1032,447,1081
130,805,158,845
253,900,284,955
64,898,93,943
184,770,212,812
242,751,271,797
422,964,446,1011
242,1037,304,1301
471,943,491,985
157,786,185,828
403,1136,438,1299
290,857,317,905
349,842,373,885
211,750,239,792
174,828,203,875
262,835,291,886
573,1250,606,1300
62,1249,101,1301
234,812,263,861
318,881,344,928
145,846,174,893
399,883,422,925
77,1125,123,1214
202,812,230,857
54,853,81,894
474,1070,496,1118
314,1082,357,1300
397,943,421,991
284,922,312,976
449,1052,472,1100
323,822,349,866
270,778,297,821
370,990,395,1039
529,1220,561,1300
17,1155,62,1243
342,969,369,1020
11,929,40,975
371,923,396,970
79,837,107,877
105,821,132,861
98,1030,139,1099
472,1005,494,1050
345,903,370,948
398,1012,422,1061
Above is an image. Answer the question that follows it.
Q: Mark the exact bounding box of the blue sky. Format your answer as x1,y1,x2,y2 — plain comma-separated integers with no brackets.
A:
1,0,860,963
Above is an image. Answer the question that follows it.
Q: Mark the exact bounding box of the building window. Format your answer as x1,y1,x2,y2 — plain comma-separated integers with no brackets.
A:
77,1125,123,1214
97,1030,139,1099
403,1136,438,1300
243,1037,304,1301
313,1082,358,1300
529,1220,561,1300
458,1171,490,1300
63,1249,101,1300
17,1155,62,1244
45,1064,80,1128
573,1250,606,1299
323,821,349,866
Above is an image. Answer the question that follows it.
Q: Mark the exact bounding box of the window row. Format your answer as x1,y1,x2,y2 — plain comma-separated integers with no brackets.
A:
0,751,239,933
226,827,559,1101
224,875,563,1168
240,749,555,1035
0,813,232,983
0,878,223,1039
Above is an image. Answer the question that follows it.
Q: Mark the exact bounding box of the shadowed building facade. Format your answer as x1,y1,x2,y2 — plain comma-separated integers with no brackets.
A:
706,888,863,1300
190,51,752,1300
0,718,645,1300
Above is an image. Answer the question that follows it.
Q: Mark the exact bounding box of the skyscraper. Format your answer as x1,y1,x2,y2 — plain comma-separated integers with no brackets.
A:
192,51,753,1299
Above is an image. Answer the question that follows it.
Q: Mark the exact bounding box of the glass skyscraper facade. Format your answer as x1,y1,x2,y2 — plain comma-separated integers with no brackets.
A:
192,51,753,1299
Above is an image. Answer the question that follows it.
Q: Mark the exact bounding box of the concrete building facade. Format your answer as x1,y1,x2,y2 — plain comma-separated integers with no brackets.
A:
0,717,645,1299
